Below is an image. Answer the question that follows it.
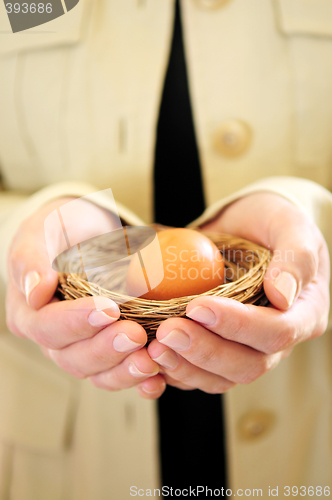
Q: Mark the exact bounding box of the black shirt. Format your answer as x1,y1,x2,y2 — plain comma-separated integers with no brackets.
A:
154,0,228,494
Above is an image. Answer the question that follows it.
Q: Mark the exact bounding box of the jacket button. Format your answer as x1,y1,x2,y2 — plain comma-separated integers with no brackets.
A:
213,119,252,157
238,410,276,440
193,0,231,10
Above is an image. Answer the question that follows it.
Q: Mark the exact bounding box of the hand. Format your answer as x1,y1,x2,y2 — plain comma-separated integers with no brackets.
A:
6,197,165,399
147,193,330,394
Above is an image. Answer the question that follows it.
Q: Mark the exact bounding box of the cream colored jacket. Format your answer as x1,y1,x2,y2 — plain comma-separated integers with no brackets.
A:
0,1,331,499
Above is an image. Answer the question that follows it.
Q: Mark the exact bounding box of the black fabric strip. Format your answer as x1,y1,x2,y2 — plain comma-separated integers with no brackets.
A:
153,0,227,494
153,0,204,228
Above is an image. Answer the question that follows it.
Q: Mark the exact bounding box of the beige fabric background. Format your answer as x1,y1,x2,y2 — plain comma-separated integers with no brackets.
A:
0,0,331,498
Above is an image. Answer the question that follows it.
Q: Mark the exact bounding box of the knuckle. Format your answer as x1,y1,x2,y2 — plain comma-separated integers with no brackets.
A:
62,314,88,340
171,370,193,387
226,312,248,341
28,320,64,349
193,346,216,367
32,328,59,349
266,323,297,354
107,369,125,389
89,342,110,365
240,355,276,384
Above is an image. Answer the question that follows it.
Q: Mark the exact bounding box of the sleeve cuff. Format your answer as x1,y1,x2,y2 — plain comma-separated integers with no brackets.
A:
187,176,332,239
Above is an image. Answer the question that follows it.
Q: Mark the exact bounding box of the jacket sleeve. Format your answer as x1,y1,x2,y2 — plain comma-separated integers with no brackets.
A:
188,175,332,328
0,181,146,284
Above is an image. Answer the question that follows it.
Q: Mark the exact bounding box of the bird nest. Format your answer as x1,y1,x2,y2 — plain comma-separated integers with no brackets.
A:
56,226,271,341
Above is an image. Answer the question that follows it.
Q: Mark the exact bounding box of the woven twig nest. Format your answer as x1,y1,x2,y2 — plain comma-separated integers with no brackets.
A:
56,226,271,341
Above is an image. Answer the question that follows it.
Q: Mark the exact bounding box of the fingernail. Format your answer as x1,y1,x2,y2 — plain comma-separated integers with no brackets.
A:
113,333,143,353
152,351,178,369
274,271,297,307
140,385,163,395
24,271,41,305
88,310,117,327
186,306,216,325
92,296,119,314
159,329,190,351
128,362,159,378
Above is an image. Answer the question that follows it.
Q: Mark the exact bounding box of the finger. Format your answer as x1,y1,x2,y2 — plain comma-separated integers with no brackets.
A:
148,339,235,393
9,238,58,310
6,282,120,348
136,375,167,399
263,207,327,310
47,320,147,378
155,317,282,384
89,349,160,391
185,291,329,355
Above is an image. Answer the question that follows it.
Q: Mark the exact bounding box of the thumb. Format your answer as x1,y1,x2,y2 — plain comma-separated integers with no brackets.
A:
9,241,59,311
263,221,321,311
24,265,59,310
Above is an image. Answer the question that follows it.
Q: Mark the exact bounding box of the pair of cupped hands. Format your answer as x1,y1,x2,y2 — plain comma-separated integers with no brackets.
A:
6,192,330,399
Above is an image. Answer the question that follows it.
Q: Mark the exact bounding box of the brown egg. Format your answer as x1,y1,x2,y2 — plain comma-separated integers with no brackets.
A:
126,228,224,300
